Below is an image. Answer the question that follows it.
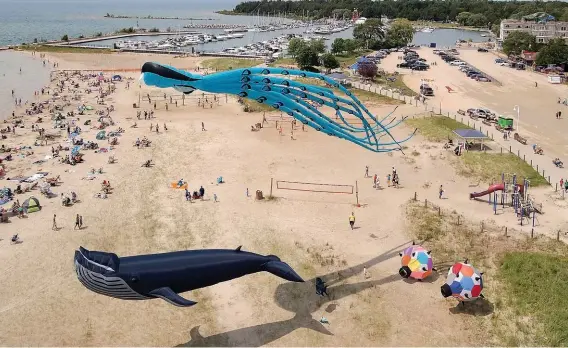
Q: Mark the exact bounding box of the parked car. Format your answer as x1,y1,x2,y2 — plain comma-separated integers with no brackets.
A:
450,60,466,66
477,48,488,52
475,76,492,82
495,58,506,64
397,61,413,68
420,83,434,96
411,64,429,71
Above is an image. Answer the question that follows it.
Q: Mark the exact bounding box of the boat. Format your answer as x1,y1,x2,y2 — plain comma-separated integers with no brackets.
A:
421,27,434,33
232,33,245,38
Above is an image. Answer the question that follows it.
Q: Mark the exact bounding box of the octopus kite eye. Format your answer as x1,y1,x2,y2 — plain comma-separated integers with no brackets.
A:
282,70,289,75
262,86,271,91
262,69,270,74
262,78,271,83
242,69,251,75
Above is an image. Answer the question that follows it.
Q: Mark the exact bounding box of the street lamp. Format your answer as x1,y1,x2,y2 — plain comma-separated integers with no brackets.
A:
513,105,520,134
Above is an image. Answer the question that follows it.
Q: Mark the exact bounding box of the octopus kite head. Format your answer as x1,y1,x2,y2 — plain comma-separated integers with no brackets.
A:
140,62,202,95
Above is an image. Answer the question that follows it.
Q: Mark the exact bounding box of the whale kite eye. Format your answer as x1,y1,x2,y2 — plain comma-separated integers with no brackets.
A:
130,276,139,282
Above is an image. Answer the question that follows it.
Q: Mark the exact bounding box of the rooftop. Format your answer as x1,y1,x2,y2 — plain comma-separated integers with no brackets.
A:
453,129,488,139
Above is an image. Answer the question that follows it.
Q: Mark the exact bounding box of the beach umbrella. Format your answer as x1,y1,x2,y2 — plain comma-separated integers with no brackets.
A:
399,244,433,280
441,261,483,302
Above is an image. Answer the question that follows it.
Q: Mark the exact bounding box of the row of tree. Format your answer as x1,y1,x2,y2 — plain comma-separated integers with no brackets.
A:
502,31,568,66
286,18,414,71
231,0,568,26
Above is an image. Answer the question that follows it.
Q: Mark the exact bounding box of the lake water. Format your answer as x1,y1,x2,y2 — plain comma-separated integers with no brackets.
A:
0,51,51,120
0,0,488,120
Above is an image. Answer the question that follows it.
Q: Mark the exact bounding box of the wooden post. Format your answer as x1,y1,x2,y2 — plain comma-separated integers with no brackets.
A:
425,199,428,207
531,159,533,166
414,192,417,201
517,150,520,157
523,154,525,161
505,226,508,236
509,145,511,153
558,230,561,241
481,221,484,233
548,176,550,183
355,180,359,206
438,207,441,216
270,178,273,197
556,183,558,192
531,228,534,238
537,164,539,172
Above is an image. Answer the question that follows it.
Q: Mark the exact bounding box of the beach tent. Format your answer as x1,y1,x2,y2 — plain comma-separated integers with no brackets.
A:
22,196,41,213
71,145,81,155
96,131,106,140
350,57,372,71
112,75,122,81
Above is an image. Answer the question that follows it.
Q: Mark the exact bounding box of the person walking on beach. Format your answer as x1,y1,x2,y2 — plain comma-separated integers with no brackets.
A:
439,185,444,199
213,193,218,202
349,212,356,230
74,214,80,230
246,188,249,197
387,173,391,187
52,214,58,230
202,122,206,131
79,215,83,229
373,174,377,188
365,166,369,178
185,188,191,201
150,123,153,131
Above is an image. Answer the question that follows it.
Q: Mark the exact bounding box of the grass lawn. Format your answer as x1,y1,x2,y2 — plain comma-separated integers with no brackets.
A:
499,252,568,346
405,116,471,142
200,58,262,71
269,57,296,66
241,99,273,113
376,74,418,96
458,152,549,187
350,88,404,105
18,44,112,54
335,50,373,66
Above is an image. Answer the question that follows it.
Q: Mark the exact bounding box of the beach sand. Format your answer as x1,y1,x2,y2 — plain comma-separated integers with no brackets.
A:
0,50,567,346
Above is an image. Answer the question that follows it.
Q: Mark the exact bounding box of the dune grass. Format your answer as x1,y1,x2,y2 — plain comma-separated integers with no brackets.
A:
18,44,112,54
200,58,262,71
499,252,568,346
405,115,471,142
241,99,273,113
458,152,549,187
405,200,568,346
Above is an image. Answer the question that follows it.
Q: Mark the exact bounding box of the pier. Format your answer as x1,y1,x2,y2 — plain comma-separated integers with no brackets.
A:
49,31,200,46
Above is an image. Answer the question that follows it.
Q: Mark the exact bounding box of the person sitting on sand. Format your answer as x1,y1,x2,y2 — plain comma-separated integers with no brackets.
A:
178,179,184,188
199,186,205,198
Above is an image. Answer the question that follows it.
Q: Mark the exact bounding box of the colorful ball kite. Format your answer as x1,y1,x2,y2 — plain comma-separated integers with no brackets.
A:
440,261,483,302
398,245,434,280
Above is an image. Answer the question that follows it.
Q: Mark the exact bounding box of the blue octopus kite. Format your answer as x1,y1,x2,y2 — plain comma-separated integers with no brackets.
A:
140,62,415,152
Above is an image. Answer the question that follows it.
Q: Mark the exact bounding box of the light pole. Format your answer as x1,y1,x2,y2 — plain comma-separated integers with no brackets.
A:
513,105,520,133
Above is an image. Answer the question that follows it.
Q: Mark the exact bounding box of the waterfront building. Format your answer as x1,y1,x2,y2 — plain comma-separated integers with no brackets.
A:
499,13,568,44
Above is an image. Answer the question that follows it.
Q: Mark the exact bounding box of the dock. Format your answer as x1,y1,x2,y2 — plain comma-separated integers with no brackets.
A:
0,46,11,51
49,31,201,46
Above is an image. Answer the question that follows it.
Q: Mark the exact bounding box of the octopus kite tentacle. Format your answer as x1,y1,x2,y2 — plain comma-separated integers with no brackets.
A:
140,62,416,152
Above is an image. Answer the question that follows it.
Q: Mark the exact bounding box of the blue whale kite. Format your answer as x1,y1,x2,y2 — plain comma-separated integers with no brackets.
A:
139,62,415,152
74,246,304,307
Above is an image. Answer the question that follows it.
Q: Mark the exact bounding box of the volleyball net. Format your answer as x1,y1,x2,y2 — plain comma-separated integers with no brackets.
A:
275,180,354,194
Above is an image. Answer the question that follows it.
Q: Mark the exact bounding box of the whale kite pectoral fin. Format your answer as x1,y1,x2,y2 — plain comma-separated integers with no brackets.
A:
149,287,197,307
235,245,242,252
262,261,304,283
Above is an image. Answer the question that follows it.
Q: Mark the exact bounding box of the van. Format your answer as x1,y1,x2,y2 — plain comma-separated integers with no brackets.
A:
420,84,434,96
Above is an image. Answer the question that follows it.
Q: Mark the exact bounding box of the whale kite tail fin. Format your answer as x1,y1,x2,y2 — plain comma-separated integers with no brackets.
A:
262,259,304,283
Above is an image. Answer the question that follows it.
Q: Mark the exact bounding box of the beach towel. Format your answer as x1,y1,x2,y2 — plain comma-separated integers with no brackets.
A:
71,146,81,155
170,182,188,190
0,196,10,206
7,176,29,182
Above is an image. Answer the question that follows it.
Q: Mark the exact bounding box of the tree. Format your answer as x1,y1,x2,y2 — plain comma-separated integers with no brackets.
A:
288,38,307,57
310,39,326,54
466,13,487,27
331,38,345,54
61,34,69,42
456,12,472,26
343,39,359,54
321,53,340,73
502,31,537,56
386,18,414,48
357,61,378,79
491,24,500,38
295,46,319,69
353,18,384,48
536,38,568,66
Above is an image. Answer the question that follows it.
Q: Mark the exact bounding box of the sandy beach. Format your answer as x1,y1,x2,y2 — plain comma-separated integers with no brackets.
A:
1,49,567,346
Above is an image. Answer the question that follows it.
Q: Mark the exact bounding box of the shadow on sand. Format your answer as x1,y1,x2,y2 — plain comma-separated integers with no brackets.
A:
177,241,411,347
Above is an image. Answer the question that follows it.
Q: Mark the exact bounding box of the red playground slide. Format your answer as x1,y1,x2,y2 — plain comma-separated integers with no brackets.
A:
470,183,505,199
470,183,524,199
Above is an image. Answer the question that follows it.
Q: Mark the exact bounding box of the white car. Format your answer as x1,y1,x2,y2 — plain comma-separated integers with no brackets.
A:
450,60,466,66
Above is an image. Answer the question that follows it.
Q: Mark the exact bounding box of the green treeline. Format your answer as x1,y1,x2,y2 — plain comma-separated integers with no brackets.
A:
232,0,568,25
